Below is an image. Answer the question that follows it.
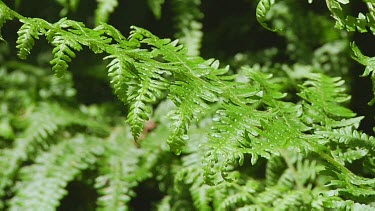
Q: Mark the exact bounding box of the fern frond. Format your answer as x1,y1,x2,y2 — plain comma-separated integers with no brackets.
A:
48,26,82,77
129,26,235,153
16,19,41,60
0,103,108,202
95,22,126,43
96,127,146,210
105,55,134,105
204,67,308,184
351,42,375,105
46,18,111,77
298,73,356,128
273,189,311,210
317,126,375,147
265,156,287,186
95,0,118,26
126,68,169,140
325,0,370,33
0,2,13,41
8,135,104,210
171,0,203,56
256,0,279,31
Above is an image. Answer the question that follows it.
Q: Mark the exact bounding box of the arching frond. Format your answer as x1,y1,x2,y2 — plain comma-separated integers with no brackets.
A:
256,0,278,31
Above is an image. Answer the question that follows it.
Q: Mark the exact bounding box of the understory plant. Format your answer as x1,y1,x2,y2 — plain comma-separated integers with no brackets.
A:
1,0,375,210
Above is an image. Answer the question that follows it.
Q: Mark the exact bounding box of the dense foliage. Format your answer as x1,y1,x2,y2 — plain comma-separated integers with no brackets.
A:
1,0,375,210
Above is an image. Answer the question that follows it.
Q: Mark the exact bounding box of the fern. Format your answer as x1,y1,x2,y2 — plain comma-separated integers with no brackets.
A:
0,1,13,40
16,19,41,60
1,0,375,209
95,127,146,210
95,0,118,26
171,0,203,56
0,102,108,207
8,135,104,210
256,0,278,32
351,42,375,105
47,19,84,77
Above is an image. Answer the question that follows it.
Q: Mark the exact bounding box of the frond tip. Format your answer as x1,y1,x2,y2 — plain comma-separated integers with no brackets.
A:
256,0,280,32
16,19,40,60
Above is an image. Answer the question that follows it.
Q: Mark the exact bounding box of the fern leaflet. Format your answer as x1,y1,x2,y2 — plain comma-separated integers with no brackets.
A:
16,19,41,60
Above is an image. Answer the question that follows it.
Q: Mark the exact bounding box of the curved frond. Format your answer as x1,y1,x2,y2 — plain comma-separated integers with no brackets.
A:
256,0,278,31
49,33,81,78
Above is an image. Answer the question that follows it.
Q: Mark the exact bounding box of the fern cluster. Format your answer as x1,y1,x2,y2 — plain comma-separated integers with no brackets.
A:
0,0,375,210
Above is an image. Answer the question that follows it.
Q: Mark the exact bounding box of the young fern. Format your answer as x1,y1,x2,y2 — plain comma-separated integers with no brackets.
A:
256,0,278,32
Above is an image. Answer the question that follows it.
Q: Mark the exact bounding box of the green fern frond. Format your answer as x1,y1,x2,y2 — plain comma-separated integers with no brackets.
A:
95,22,126,43
16,19,41,59
167,79,214,154
298,73,356,128
316,126,375,148
171,0,203,56
126,68,169,140
256,185,288,205
266,156,287,186
351,42,375,105
256,0,279,31
96,127,146,210
325,0,370,33
48,25,82,77
8,135,104,211
105,55,134,105
273,189,311,210
95,0,118,26
0,102,108,202
0,1,13,41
